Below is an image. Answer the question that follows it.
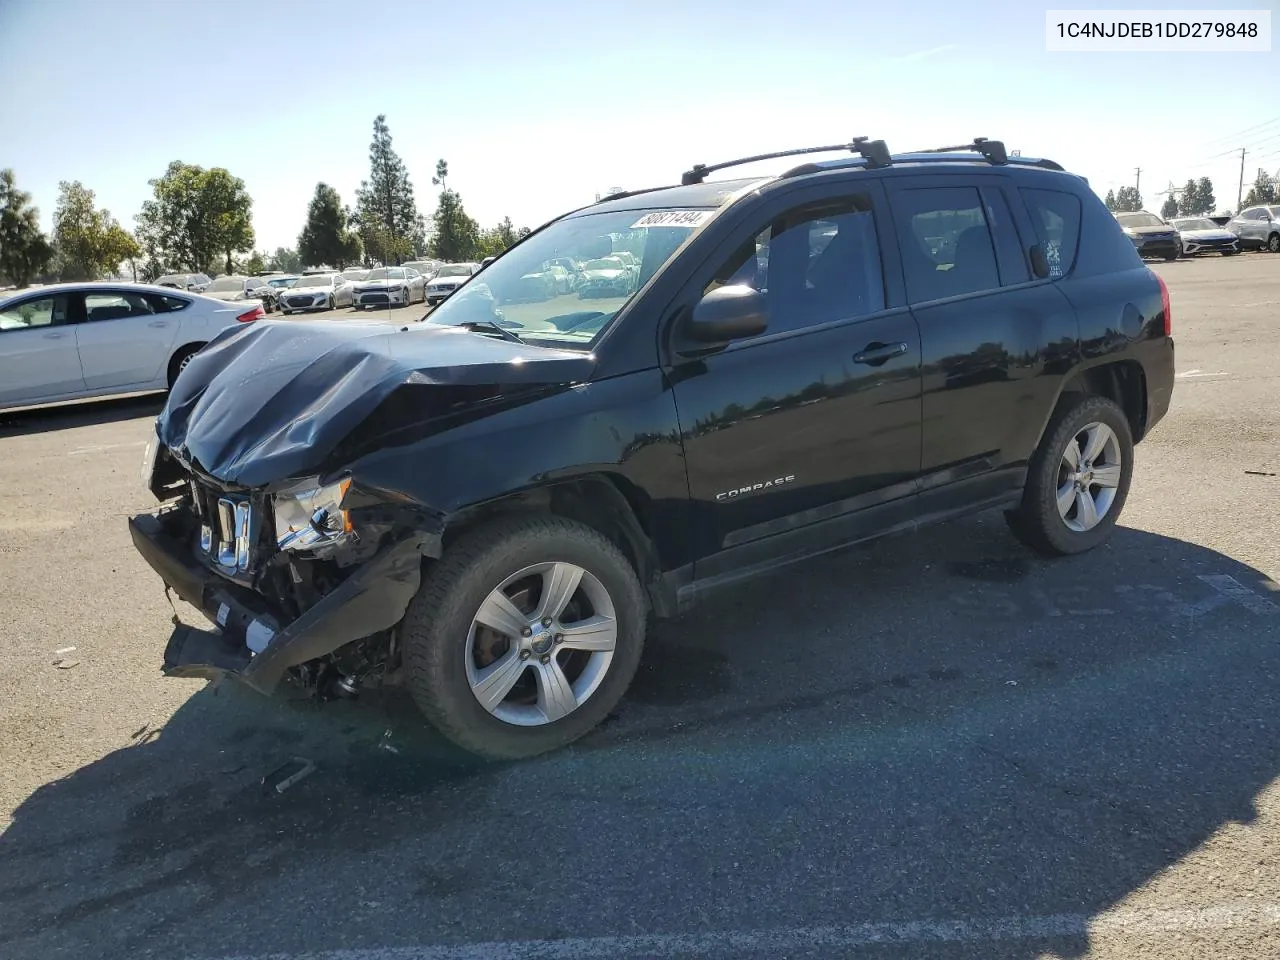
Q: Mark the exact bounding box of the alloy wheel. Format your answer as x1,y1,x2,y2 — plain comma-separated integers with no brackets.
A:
1056,421,1122,533
464,561,618,726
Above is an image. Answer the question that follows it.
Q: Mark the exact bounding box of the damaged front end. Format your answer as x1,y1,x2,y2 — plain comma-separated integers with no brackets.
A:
133,441,441,699
130,318,595,700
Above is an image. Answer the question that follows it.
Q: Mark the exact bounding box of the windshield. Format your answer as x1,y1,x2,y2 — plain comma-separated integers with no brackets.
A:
425,207,710,350
365,268,404,281
438,264,475,277
1174,219,1216,231
341,270,368,280
298,274,334,286
1116,212,1164,228
268,277,297,288
208,277,243,292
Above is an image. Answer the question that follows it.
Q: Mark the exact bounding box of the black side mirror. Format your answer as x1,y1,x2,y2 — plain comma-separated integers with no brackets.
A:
685,284,768,343
1029,244,1050,279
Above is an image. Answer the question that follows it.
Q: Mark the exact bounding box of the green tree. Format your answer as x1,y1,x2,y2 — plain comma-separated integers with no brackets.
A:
476,216,523,258
135,161,255,275
1242,169,1277,207
1104,189,1118,211
243,251,269,275
427,159,481,261
52,180,139,279
269,247,303,273
1160,194,1179,219
298,183,363,269
0,169,54,287
1195,176,1215,215
1113,186,1143,212
103,223,141,279
354,115,420,265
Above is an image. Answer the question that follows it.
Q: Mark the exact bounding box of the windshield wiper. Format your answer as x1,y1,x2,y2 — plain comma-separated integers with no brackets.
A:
458,319,525,344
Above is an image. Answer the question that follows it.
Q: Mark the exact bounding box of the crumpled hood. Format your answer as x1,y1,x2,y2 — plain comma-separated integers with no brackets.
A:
158,319,596,487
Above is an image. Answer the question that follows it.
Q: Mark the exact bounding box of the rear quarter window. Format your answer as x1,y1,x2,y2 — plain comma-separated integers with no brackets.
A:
1021,188,1082,278
145,293,190,313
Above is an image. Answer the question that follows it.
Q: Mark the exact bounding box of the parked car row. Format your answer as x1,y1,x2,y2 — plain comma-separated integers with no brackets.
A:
1114,204,1280,259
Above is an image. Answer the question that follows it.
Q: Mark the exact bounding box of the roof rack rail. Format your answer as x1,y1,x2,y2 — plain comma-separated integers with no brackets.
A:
681,137,891,185
911,137,1009,164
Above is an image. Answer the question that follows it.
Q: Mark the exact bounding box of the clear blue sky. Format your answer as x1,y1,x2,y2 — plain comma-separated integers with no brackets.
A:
1,0,1276,253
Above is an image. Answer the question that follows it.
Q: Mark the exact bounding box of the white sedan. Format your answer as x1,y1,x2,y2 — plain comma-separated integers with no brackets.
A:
1169,217,1241,257
0,282,264,411
278,273,354,314
352,267,427,309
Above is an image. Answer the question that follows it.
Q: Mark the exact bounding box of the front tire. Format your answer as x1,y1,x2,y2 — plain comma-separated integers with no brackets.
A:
1005,395,1134,556
402,516,647,760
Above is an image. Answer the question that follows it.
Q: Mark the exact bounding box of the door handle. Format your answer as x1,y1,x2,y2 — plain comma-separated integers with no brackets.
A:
853,341,908,366
148,320,170,328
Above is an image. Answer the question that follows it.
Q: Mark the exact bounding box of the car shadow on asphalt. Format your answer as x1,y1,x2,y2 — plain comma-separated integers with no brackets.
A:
2,516,1279,959
0,393,164,436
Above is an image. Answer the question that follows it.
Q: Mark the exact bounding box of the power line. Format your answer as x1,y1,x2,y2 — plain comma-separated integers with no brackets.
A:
1196,115,1280,150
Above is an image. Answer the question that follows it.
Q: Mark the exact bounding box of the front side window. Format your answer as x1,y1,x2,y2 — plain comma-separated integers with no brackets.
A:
84,291,156,322
0,295,70,332
893,187,1001,302
703,196,885,336
425,208,717,348
1022,188,1082,279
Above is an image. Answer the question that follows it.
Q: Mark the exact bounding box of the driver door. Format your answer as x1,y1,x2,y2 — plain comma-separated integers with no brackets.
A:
0,292,84,406
663,180,924,580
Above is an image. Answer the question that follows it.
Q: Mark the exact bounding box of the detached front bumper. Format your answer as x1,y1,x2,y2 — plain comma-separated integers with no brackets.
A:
129,512,425,694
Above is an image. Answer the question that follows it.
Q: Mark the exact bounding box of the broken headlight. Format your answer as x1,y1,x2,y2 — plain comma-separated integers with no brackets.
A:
273,477,352,551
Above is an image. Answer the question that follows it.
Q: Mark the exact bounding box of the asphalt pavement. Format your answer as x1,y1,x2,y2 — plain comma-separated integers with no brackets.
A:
1,254,1279,960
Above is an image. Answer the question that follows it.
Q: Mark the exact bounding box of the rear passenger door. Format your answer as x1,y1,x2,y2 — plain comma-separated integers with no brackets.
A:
885,176,1078,505
74,289,181,389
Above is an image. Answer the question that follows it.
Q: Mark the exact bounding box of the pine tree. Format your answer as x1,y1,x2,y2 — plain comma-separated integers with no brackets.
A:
354,115,419,265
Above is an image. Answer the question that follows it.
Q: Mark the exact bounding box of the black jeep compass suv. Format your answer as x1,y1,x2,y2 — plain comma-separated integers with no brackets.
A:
133,137,1175,759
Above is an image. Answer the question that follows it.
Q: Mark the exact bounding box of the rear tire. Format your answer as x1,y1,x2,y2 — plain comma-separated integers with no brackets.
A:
1005,395,1134,556
167,344,205,389
1268,232,1280,254
402,515,647,760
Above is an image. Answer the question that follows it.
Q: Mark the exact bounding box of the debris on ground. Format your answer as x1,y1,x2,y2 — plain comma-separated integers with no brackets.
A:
52,657,80,669
263,756,316,794
377,728,400,754
1244,470,1276,477
54,646,76,655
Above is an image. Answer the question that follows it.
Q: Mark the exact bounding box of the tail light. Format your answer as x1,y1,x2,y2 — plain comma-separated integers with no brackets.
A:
1156,273,1171,336
236,305,265,323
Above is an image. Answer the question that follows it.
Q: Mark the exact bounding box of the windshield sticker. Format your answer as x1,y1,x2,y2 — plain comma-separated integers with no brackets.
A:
630,210,714,229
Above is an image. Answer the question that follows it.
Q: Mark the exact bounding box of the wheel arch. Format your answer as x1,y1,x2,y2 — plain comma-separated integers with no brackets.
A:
439,473,674,617
1040,360,1148,448
167,341,208,387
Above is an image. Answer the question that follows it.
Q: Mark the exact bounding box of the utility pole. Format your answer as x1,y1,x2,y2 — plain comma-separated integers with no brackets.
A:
1237,147,1248,212
1135,167,1142,194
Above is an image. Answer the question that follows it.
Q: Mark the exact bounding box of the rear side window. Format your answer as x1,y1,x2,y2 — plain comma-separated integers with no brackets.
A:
892,187,1000,303
145,293,189,313
1022,188,1082,278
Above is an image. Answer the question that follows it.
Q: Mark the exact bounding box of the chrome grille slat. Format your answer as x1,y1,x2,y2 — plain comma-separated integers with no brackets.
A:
189,479,259,575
